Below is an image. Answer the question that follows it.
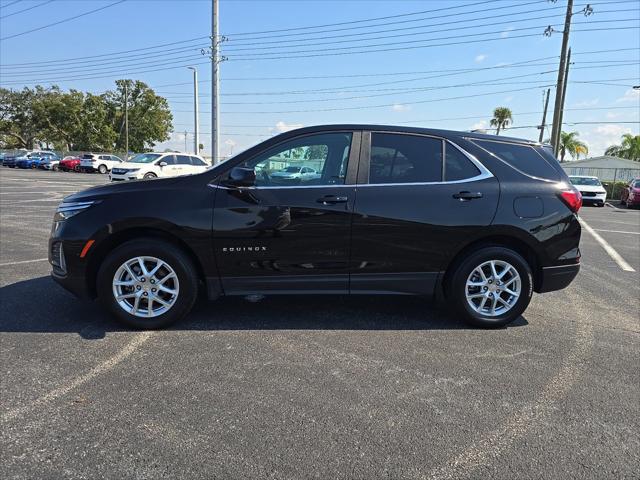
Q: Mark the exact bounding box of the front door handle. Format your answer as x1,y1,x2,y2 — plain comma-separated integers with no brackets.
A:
453,191,483,200
317,195,348,205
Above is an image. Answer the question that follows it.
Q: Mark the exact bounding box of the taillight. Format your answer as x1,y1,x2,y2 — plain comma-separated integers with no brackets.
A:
559,190,582,213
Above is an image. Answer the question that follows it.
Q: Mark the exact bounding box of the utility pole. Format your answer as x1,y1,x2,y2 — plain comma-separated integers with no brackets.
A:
124,82,129,161
549,0,573,156
184,130,188,153
211,0,219,165
556,47,571,157
188,67,199,155
538,88,551,143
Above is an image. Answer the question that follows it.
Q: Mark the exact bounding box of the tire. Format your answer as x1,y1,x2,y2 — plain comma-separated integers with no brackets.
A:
143,172,157,179
97,239,199,329
52,165,59,171
447,246,533,328
98,164,108,174
73,165,81,172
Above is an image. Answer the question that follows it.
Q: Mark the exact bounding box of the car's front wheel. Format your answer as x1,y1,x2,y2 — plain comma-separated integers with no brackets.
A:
97,239,199,329
98,164,108,174
143,172,157,179
448,246,533,328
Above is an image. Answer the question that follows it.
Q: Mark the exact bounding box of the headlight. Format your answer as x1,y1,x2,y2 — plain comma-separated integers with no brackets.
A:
55,200,99,220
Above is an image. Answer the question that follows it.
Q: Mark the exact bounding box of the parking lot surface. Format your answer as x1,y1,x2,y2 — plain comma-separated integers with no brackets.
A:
1,168,638,479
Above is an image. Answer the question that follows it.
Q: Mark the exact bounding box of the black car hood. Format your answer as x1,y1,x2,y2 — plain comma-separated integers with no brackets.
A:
63,177,183,202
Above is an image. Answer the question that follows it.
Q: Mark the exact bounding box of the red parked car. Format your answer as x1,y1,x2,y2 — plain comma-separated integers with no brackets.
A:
620,178,640,209
59,156,82,172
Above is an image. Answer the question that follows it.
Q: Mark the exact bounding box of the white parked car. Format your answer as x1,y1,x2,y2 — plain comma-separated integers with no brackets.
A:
39,156,60,171
80,153,124,174
109,152,209,181
569,175,607,207
270,165,320,183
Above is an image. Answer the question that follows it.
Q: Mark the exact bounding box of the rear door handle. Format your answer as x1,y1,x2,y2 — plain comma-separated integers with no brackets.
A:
317,195,348,205
453,191,483,200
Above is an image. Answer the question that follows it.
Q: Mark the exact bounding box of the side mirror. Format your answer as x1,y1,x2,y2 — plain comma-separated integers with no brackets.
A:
158,161,168,167
225,167,256,187
602,183,609,187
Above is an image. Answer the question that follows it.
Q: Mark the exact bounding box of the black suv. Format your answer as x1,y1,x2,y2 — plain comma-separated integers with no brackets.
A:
49,125,582,329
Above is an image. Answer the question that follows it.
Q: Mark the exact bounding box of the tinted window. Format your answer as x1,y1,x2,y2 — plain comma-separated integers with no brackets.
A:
473,139,560,180
190,156,206,166
160,155,176,165
176,155,191,165
445,143,480,181
82,154,94,159
242,132,352,187
369,133,442,184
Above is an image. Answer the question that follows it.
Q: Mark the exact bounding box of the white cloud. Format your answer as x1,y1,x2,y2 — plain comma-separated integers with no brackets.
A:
605,111,622,119
582,124,633,157
574,98,599,108
391,103,411,112
616,89,640,103
475,54,488,63
501,27,515,38
273,121,304,132
470,120,488,131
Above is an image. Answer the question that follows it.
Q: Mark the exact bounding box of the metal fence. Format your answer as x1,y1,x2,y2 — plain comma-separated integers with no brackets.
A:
561,166,640,182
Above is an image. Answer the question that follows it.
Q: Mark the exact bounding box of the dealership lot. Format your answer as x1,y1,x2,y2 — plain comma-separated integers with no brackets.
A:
1,168,638,479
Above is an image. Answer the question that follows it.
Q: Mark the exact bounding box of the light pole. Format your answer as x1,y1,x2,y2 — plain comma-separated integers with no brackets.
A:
187,66,199,155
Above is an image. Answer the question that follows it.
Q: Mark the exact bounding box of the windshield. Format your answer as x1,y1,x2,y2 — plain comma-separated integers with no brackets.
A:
633,180,640,188
283,166,301,173
128,153,161,164
570,177,601,186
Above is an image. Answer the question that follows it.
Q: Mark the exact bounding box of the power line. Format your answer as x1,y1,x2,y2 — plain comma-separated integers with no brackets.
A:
1,0,127,41
0,0,54,20
0,1,22,9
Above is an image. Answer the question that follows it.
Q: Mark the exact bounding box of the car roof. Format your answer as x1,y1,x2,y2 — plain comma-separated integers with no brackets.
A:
277,124,541,145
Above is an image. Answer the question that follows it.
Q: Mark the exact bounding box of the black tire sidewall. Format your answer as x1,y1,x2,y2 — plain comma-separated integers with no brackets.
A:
144,173,157,179
451,247,533,328
97,239,198,329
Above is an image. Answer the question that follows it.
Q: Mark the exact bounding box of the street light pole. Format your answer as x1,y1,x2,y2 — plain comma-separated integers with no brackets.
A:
187,66,199,155
124,82,129,161
211,0,219,165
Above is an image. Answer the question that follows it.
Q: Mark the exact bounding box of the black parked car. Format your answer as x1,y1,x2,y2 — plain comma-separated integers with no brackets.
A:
49,125,582,329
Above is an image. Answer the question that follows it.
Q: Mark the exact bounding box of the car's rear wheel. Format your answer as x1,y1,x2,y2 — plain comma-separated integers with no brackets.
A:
97,239,199,329
143,172,157,179
448,246,533,328
52,164,59,171
73,165,81,172
98,164,108,174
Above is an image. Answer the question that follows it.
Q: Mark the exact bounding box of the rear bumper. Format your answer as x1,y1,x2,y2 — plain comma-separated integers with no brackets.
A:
537,263,580,293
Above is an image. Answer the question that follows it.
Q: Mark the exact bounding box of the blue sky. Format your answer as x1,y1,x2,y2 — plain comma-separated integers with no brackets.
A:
1,0,638,158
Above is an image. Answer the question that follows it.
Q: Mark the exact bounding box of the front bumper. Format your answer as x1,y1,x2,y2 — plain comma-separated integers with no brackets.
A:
537,263,580,293
580,192,607,204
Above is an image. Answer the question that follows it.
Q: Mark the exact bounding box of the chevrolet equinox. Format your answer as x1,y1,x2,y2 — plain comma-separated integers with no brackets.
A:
49,125,582,329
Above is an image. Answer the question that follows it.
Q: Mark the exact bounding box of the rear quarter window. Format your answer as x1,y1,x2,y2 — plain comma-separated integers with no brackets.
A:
471,139,560,181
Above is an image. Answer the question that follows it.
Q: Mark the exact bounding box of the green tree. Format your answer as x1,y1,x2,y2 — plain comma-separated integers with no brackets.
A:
490,107,513,135
557,131,589,162
106,80,173,152
605,134,640,161
0,87,42,149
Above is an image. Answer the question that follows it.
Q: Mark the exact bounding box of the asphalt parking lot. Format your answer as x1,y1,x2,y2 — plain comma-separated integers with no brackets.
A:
1,168,638,479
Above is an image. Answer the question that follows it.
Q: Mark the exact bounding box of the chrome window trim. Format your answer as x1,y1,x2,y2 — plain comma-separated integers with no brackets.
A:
210,135,494,190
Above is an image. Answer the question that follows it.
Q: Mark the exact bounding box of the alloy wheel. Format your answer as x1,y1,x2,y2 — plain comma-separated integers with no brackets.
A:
465,260,521,317
112,256,180,318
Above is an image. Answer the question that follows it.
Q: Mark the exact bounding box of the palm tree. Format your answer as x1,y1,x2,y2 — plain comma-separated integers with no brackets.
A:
605,134,640,161
490,107,513,135
557,131,589,163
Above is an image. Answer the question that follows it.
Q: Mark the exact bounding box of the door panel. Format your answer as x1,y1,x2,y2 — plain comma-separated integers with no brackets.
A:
212,131,360,294
350,132,500,295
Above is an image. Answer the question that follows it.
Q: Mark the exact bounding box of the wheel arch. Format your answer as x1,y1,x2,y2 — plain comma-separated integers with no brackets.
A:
442,234,542,297
85,227,207,298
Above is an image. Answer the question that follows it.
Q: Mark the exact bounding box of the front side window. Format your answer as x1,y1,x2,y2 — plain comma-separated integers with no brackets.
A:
240,132,352,187
369,133,442,184
160,155,176,165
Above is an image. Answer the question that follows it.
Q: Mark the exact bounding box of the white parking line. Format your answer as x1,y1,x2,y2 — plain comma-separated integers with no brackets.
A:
594,229,640,235
0,258,48,267
605,202,621,210
580,218,636,272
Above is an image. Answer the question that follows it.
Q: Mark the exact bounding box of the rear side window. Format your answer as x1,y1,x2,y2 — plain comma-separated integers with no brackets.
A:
370,133,442,184
176,155,191,165
445,143,480,181
472,139,560,180
190,156,206,166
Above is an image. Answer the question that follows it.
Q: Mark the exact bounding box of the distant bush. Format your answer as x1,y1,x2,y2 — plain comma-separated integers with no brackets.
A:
603,181,628,200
